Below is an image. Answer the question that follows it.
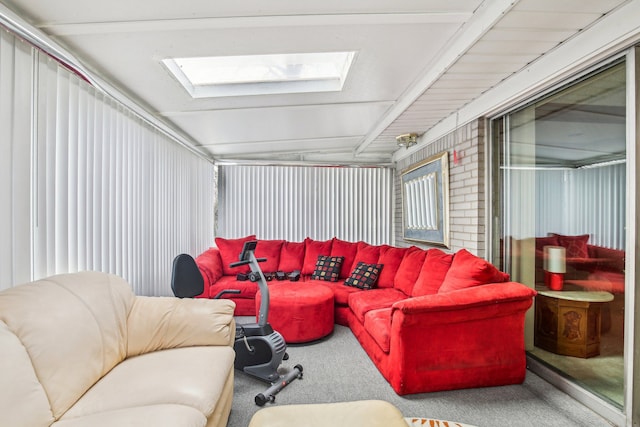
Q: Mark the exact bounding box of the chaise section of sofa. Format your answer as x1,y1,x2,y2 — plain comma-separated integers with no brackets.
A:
196,236,536,395
0,271,236,427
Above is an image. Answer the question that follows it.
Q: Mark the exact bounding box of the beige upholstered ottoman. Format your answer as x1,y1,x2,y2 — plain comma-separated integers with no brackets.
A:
248,400,408,427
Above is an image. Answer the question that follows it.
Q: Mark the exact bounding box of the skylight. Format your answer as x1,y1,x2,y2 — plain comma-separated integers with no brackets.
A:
163,52,356,98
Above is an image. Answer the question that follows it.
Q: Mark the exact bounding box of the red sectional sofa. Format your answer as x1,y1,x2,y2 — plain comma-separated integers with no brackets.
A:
194,235,537,395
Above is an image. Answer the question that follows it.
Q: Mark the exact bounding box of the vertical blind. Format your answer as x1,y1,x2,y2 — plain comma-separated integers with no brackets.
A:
0,28,216,295
217,165,393,245
0,29,32,289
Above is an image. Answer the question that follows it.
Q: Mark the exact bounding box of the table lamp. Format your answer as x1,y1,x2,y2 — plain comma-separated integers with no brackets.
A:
543,245,566,291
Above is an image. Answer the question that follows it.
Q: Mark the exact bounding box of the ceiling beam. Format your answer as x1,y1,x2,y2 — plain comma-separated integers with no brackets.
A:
40,12,472,36
354,0,520,157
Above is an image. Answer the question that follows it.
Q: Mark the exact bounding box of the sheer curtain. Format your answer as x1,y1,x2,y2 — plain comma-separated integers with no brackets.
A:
0,29,215,295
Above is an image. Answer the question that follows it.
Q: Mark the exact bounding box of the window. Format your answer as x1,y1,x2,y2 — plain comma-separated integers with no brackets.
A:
163,51,356,98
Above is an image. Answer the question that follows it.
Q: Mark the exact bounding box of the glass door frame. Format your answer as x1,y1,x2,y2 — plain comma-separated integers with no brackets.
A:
486,48,637,426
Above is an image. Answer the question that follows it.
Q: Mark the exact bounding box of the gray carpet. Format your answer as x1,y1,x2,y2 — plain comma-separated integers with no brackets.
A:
227,323,613,427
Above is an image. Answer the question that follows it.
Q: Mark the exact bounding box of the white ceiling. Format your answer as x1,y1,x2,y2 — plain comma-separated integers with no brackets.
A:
0,0,630,165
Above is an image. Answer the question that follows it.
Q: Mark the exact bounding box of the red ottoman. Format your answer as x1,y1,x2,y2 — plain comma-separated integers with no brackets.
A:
256,283,334,343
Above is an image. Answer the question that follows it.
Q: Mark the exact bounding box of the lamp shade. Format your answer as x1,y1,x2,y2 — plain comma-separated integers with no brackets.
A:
543,246,566,273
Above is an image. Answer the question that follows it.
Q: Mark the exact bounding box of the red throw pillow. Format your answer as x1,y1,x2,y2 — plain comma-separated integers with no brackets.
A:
330,238,359,278
278,241,305,272
439,249,507,293
393,246,427,296
412,248,454,297
215,235,257,275
376,245,409,288
302,238,333,275
553,233,589,258
255,240,284,272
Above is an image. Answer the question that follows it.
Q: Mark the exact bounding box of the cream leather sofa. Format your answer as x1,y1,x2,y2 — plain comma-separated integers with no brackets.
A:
0,271,236,427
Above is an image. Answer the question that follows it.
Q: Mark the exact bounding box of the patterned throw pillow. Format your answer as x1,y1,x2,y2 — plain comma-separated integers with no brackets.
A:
344,262,384,290
311,255,344,282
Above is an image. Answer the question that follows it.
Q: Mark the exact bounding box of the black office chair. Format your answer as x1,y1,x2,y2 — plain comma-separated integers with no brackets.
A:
171,253,204,298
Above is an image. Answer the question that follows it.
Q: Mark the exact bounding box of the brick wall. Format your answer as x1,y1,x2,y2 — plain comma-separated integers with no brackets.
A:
394,119,486,257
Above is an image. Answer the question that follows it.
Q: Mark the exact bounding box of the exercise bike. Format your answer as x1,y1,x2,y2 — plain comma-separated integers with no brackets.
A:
225,240,303,406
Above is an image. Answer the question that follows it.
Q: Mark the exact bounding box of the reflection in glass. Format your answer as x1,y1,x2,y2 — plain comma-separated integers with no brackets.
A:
496,62,626,407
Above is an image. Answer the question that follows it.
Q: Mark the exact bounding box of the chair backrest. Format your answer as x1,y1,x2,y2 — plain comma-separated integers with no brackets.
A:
171,253,204,298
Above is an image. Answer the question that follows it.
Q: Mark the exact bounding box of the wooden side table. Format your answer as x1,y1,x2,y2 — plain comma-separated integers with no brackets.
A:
534,290,613,358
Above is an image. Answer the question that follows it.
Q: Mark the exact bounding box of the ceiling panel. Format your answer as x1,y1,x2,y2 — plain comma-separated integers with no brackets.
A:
0,0,630,164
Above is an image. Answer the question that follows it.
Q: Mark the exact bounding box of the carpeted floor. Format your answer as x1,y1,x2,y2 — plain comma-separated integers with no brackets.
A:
227,322,614,427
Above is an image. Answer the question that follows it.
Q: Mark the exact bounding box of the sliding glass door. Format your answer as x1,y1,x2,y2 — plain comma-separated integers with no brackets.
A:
492,61,627,409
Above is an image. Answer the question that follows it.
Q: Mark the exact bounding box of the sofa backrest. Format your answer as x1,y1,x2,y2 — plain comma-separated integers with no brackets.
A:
0,320,54,427
0,271,135,420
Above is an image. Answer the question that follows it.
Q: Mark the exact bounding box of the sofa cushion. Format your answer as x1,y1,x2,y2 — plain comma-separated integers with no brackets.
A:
393,247,427,296
313,280,362,306
0,321,54,427
0,272,134,419
363,308,392,353
278,241,306,272
255,240,285,272
344,262,384,290
331,238,359,278
215,235,257,275
553,233,590,258
439,249,508,293
350,242,382,271
63,346,235,420
210,275,258,299
311,255,344,282
349,288,407,323
412,249,454,297
54,404,207,427
302,238,333,275
195,248,223,291
376,245,409,288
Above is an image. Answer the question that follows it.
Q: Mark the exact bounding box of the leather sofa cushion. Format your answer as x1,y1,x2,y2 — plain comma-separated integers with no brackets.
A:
394,247,427,296
363,308,392,353
349,288,407,323
0,272,134,419
302,238,333,275
215,235,257,275
64,346,235,420
376,245,409,288
255,240,285,272
439,249,509,293
0,321,54,427
278,241,306,272
331,238,359,278
54,404,207,427
412,249,454,297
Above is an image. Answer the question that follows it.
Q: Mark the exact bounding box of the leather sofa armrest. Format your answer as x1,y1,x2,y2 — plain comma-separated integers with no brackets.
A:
391,282,536,325
126,296,236,357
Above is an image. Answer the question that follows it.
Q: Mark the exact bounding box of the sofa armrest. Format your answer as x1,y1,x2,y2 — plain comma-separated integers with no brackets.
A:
195,247,225,295
391,282,536,324
126,296,236,357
